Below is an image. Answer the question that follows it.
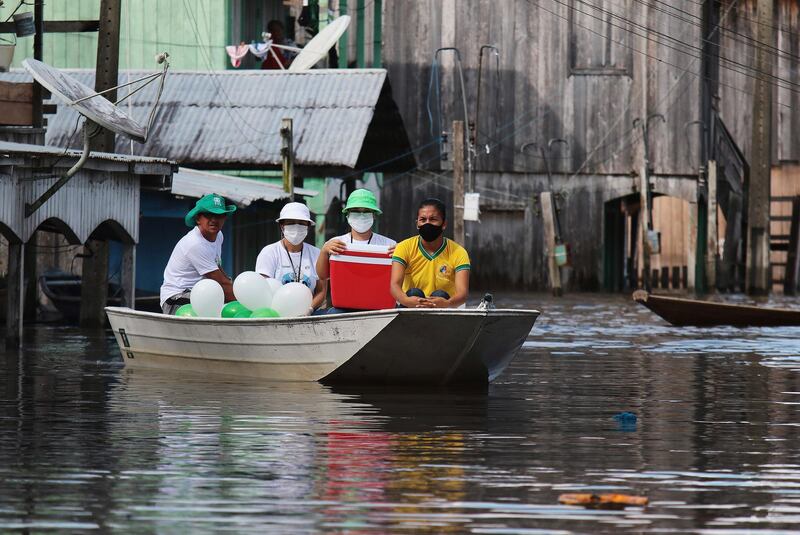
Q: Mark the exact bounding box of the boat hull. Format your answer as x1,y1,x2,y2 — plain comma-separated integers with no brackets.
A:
105,307,539,384
633,290,800,327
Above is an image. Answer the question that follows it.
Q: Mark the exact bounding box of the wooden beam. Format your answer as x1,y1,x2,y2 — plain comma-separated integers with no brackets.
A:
747,0,775,294
541,191,563,296
639,165,652,291
92,0,121,153
0,20,99,33
706,160,718,291
785,197,800,296
5,243,24,348
121,243,136,309
79,239,109,328
452,120,465,245
281,118,294,200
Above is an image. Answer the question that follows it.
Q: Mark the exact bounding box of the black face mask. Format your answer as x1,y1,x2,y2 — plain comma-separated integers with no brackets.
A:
418,223,444,242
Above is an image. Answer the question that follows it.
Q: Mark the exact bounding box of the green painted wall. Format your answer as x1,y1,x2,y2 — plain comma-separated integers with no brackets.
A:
7,0,228,70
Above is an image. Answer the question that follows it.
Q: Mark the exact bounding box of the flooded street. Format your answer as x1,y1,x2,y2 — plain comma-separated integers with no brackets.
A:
3,293,800,533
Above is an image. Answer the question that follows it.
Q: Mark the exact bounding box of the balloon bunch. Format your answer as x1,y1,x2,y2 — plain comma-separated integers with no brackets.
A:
173,271,313,319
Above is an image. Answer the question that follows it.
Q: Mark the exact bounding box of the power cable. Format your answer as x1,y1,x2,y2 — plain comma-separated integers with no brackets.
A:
555,0,800,94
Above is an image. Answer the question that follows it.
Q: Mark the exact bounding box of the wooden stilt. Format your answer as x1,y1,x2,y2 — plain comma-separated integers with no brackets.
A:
121,243,136,309
784,197,800,296
79,239,109,328
541,191,562,296
5,242,24,348
706,161,718,291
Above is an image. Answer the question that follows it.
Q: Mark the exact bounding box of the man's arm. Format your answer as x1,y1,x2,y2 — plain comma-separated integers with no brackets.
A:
312,279,327,311
391,262,427,308
203,269,235,302
425,270,469,308
316,238,347,281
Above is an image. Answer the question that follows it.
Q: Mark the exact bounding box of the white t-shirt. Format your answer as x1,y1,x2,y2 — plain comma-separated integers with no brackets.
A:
160,227,223,306
334,231,396,247
255,241,321,292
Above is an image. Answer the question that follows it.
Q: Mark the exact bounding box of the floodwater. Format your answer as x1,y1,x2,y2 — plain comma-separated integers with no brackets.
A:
2,294,800,534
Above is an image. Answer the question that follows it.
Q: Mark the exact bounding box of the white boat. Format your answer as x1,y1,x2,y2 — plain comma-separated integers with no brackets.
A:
105,307,539,385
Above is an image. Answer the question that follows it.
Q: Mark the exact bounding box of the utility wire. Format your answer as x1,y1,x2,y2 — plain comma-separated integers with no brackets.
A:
618,0,800,67
528,0,795,109
556,0,800,94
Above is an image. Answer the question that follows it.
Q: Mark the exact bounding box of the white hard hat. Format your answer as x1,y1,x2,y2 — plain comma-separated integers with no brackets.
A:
276,202,315,225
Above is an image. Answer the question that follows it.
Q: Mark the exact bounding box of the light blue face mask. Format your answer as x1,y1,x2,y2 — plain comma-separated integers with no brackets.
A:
347,212,374,233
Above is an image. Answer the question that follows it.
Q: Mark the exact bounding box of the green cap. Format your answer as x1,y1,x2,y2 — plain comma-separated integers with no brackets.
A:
184,193,237,227
342,188,382,214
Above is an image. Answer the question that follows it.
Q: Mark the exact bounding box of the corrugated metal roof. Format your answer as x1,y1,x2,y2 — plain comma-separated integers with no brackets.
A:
172,168,317,207
0,69,390,169
0,139,175,166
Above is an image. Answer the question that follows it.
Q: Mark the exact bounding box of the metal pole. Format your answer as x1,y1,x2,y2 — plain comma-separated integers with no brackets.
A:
338,0,348,68
372,0,382,67
452,120,465,245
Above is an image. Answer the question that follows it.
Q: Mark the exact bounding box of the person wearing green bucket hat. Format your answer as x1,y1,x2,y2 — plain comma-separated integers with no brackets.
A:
316,189,396,314
160,193,237,314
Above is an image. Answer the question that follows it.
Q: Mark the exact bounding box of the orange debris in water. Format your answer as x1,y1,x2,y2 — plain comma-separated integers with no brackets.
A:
558,493,649,509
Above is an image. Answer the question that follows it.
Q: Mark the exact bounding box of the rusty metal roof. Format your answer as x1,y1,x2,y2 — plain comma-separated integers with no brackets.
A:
0,69,413,172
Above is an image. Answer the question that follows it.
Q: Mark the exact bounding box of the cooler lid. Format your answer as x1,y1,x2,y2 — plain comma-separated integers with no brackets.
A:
344,243,391,254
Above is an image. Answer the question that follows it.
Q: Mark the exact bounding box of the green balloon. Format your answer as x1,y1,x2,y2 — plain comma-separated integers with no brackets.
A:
221,300,250,318
250,307,280,318
174,304,197,317
233,309,253,318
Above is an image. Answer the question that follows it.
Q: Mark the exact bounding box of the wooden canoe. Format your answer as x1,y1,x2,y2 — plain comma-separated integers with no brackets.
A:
633,290,800,327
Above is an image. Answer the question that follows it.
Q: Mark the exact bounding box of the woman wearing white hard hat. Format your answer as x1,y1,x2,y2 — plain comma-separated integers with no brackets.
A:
255,202,326,312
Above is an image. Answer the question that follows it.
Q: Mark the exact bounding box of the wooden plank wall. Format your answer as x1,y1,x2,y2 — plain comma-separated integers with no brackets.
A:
382,0,703,178
718,0,800,164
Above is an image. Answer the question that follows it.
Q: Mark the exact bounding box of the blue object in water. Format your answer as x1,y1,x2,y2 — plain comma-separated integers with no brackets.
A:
613,411,638,432
613,411,637,423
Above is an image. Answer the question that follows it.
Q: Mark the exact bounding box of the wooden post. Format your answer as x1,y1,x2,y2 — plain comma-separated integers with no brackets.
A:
92,0,121,152
121,243,136,309
706,161,718,291
687,201,698,291
747,0,775,294
5,243,24,348
338,0,348,68
281,118,294,201
785,197,800,295
452,120,465,245
32,0,43,128
541,191,562,296
639,165,652,291
79,239,109,328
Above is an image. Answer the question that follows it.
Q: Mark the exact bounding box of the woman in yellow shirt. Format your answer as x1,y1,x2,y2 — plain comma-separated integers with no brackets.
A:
390,198,471,308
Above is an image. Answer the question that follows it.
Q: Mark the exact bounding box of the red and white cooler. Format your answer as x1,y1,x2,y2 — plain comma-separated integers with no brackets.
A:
329,243,395,310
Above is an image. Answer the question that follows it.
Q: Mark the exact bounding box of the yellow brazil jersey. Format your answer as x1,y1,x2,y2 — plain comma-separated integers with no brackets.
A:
392,237,471,297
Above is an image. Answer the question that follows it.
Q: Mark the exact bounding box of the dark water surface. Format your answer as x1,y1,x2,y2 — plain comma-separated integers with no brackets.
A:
3,294,800,533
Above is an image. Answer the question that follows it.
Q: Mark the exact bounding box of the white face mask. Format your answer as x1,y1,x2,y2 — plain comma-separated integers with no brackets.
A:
347,212,374,234
283,224,308,245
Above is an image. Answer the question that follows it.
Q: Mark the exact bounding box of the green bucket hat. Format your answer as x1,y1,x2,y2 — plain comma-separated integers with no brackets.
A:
184,193,237,227
342,188,382,214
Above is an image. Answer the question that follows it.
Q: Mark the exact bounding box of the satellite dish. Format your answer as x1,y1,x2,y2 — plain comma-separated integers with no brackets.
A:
289,15,351,72
23,58,146,142
20,57,169,216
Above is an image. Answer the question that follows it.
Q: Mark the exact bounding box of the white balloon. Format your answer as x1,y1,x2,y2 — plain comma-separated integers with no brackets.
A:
233,271,274,310
264,277,282,296
271,282,313,317
190,278,225,317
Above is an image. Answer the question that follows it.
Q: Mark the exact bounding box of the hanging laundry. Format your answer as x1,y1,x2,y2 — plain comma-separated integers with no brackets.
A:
225,44,249,68
249,42,272,60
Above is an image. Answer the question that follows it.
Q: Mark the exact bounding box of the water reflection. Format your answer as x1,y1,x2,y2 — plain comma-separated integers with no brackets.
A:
3,295,800,532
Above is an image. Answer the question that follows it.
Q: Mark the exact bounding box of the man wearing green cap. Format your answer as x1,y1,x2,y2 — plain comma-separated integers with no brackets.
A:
316,189,396,280
160,193,237,314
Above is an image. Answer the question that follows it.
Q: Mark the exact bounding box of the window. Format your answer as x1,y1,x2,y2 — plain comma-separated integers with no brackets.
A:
568,0,632,76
